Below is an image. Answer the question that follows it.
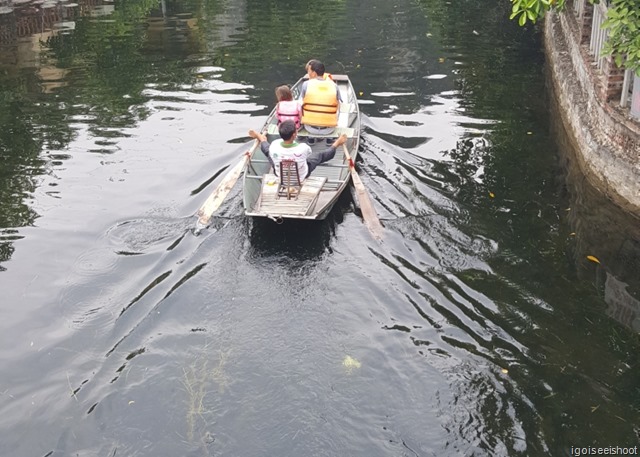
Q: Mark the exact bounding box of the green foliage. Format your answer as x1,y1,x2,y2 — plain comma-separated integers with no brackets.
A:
601,0,640,74
510,0,640,74
509,0,566,26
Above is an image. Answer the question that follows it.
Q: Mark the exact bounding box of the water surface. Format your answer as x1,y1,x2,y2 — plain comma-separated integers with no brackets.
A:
1,0,639,456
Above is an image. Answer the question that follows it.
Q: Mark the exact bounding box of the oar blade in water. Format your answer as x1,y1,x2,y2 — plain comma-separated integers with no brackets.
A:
196,153,249,228
342,144,383,240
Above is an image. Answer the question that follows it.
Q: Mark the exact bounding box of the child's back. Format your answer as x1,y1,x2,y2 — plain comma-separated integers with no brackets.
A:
275,85,301,129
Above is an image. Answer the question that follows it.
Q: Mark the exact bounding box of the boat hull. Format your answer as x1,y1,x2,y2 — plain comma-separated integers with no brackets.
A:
242,75,360,221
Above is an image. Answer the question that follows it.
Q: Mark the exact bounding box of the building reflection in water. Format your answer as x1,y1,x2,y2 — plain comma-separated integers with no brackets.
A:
0,0,112,93
551,85,640,333
605,272,640,332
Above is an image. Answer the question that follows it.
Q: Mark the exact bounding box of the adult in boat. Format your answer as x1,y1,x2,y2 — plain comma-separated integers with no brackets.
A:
299,59,342,137
304,59,334,81
248,120,346,179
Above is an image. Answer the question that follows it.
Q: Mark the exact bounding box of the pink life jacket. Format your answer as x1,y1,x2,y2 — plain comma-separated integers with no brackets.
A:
276,100,301,129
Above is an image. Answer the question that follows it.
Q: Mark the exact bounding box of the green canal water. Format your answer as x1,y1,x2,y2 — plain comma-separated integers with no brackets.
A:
0,0,639,455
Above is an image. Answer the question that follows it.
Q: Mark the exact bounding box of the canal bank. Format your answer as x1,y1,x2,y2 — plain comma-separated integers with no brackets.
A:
544,10,640,218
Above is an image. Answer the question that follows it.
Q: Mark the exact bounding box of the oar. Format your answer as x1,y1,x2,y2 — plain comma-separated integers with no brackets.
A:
195,139,260,231
342,143,383,240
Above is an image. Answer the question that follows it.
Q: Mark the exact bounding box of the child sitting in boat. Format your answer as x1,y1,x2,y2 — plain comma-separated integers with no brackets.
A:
275,85,302,130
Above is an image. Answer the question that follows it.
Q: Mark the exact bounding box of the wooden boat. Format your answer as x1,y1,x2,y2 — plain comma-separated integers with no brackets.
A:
243,74,360,221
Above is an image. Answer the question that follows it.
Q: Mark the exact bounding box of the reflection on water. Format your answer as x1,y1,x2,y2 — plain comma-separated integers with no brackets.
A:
245,187,353,262
552,87,640,332
1,0,640,456
606,273,640,332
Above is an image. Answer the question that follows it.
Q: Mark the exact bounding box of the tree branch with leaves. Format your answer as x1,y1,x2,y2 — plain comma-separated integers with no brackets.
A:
510,0,640,75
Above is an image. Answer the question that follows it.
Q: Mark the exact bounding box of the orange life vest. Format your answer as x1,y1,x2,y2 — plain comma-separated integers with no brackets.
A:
301,78,338,127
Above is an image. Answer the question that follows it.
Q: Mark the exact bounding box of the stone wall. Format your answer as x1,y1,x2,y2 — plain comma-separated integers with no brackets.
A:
544,11,640,218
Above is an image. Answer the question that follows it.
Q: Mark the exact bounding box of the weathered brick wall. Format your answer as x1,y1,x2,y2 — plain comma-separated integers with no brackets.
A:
545,11,640,217
579,2,593,45
568,0,626,103
601,55,626,101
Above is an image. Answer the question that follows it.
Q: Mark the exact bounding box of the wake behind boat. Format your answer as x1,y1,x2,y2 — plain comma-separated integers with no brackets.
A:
242,74,360,221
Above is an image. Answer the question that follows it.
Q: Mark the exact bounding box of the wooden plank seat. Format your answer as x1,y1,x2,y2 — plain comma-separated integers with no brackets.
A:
258,173,327,216
267,123,355,138
340,102,356,113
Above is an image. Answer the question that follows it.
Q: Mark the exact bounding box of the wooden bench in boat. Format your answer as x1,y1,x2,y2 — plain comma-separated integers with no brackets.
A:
258,174,327,216
267,124,355,139
267,101,357,138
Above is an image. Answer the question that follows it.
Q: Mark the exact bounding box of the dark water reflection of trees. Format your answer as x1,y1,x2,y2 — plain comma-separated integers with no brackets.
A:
1,0,640,454
1,0,638,329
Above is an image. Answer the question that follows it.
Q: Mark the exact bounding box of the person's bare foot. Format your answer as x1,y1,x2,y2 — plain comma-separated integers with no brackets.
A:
332,133,348,148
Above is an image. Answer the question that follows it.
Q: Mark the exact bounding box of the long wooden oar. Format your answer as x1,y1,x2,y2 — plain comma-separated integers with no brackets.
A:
342,144,383,240
195,139,260,231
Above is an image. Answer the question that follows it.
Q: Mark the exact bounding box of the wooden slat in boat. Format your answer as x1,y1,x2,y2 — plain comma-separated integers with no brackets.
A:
266,124,356,138
255,175,327,217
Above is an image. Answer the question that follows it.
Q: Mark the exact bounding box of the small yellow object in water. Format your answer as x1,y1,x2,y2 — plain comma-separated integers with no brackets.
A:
489,191,495,198
343,355,361,370
586,255,600,264
501,368,508,374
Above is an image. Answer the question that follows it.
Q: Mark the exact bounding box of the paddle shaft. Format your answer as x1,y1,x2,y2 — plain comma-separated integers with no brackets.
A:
342,144,383,240
196,139,261,228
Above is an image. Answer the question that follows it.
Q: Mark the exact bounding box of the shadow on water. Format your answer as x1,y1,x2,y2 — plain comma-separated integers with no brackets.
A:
246,190,352,261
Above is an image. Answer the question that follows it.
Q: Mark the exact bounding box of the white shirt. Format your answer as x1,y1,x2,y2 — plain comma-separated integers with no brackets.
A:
265,140,311,178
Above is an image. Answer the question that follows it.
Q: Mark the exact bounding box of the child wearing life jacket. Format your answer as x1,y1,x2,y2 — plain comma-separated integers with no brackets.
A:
275,85,302,130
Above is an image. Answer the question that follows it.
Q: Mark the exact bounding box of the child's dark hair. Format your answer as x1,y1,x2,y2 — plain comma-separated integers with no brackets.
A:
278,120,297,140
275,85,293,102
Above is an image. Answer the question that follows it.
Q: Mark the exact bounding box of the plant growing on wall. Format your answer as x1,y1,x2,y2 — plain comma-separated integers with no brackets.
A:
509,0,640,75
601,0,640,74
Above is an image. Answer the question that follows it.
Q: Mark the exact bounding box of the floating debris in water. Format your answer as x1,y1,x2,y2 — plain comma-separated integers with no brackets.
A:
424,74,447,80
586,255,600,264
343,355,361,373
